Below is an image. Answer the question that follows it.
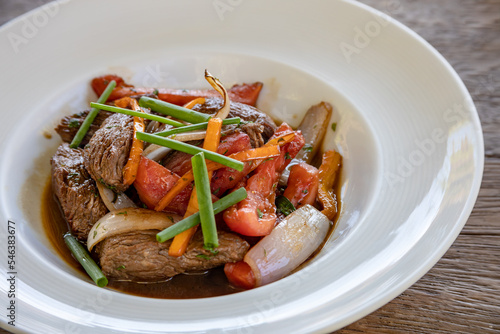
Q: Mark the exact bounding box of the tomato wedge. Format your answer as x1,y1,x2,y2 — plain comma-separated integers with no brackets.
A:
223,124,305,236
224,261,256,289
91,75,263,106
133,157,191,215
282,163,319,208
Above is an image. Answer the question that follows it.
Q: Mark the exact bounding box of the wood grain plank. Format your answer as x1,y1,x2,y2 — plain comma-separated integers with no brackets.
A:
339,235,500,334
463,159,500,235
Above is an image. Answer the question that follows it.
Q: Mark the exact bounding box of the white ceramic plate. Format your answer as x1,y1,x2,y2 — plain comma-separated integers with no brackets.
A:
0,0,483,333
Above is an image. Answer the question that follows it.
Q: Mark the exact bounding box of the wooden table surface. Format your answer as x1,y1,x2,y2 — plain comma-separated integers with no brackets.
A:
1,0,499,333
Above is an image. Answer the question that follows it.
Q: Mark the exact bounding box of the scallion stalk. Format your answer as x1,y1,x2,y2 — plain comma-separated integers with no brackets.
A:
63,233,108,287
139,96,211,124
156,187,247,243
135,132,244,171
70,80,116,148
192,152,218,250
155,117,241,137
90,102,185,127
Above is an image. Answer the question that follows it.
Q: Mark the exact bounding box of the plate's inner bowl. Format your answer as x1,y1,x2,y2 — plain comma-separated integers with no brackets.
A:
2,53,380,297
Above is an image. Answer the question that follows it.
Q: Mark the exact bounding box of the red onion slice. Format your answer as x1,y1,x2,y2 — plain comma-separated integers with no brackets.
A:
243,204,331,286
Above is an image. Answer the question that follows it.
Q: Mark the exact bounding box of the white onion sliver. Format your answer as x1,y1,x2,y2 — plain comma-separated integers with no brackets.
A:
95,182,138,211
243,205,331,286
143,144,172,161
87,208,182,251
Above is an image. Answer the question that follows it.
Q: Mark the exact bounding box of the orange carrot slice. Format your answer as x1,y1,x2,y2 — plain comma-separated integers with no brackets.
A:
116,97,145,186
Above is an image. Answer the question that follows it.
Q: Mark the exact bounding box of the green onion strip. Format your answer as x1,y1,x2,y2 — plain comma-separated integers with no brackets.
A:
70,80,116,148
139,96,211,124
155,117,241,137
136,132,244,171
63,233,108,287
90,102,185,127
192,152,218,250
156,188,247,243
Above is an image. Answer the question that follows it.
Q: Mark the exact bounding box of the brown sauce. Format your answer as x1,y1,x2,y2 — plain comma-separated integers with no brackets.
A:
42,157,341,299
41,178,244,298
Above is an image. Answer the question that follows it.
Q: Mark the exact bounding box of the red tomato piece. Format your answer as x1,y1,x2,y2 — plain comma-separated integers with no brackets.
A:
223,123,305,236
91,75,263,106
224,261,256,289
282,162,319,208
133,156,191,215
210,133,253,195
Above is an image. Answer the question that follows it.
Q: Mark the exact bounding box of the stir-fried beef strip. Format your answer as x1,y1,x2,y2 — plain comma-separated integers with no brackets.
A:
55,110,113,147
97,230,250,282
84,113,134,193
237,122,266,148
191,98,276,144
51,143,108,240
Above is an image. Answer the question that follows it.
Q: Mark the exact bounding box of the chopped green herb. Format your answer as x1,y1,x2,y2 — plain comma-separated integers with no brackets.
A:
93,230,97,238
263,157,274,162
152,89,159,95
68,119,81,128
116,265,126,271
257,208,263,219
213,187,221,195
303,144,313,152
67,172,79,179
99,178,117,192
116,211,127,215
331,123,337,131
263,248,267,257
223,149,228,155
204,248,219,255
285,152,291,160
167,215,174,222
196,254,211,260
276,195,296,216
302,189,308,194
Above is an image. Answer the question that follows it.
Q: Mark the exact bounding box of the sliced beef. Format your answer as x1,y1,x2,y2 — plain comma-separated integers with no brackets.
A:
55,110,113,147
84,113,133,193
237,122,265,148
97,230,250,282
51,143,108,240
191,98,276,144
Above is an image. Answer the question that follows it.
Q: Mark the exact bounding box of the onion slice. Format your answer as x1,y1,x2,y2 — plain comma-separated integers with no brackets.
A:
95,181,138,211
243,204,331,286
205,70,230,120
87,208,182,251
142,144,172,161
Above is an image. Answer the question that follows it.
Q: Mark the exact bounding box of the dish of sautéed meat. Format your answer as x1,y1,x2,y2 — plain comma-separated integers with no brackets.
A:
45,70,342,298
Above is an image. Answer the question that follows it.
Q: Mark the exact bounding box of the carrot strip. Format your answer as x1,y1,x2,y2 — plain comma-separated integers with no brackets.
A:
247,132,296,173
317,150,342,220
116,97,145,186
155,144,281,212
169,117,223,256
182,97,206,109
168,191,199,257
